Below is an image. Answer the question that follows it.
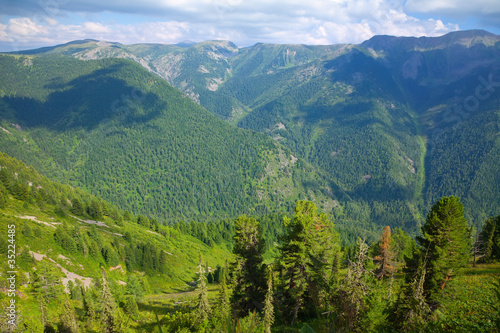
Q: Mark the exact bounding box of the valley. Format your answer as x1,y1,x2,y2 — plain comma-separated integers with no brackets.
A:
0,29,499,332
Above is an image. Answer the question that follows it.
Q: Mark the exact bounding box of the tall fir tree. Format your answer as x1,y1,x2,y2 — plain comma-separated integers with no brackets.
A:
195,257,212,324
263,266,275,333
277,201,339,324
391,249,431,331
230,215,266,317
335,239,370,332
59,294,80,333
479,215,500,261
418,196,471,304
218,269,229,316
99,268,124,333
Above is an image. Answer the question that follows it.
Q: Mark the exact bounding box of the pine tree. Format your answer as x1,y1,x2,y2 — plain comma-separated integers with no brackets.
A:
480,215,500,261
99,269,120,333
418,196,471,303
123,295,139,317
336,239,370,332
59,294,80,333
218,268,229,316
125,275,144,300
33,260,63,302
82,286,96,324
391,249,431,331
195,257,211,323
230,215,266,317
70,198,84,216
263,266,275,333
87,200,103,220
277,201,339,324
216,266,231,332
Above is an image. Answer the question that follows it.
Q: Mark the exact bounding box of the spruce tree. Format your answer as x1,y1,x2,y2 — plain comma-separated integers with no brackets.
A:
230,215,266,317
99,269,120,333
480,215,500,261
70,198,84,216
418,196,471,303
263,266,275,333
218,269,229,315
123,295,139,317
216,266,230,332
82,286,96,324
391,250,430,331
59,294,80,333
277,201,339,324
336,239,370,332
195,257,211,323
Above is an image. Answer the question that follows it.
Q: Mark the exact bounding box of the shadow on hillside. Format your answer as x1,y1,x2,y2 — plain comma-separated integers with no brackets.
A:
3,63,164,132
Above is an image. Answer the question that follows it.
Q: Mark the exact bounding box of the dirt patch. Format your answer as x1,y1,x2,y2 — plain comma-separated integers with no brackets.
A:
17,215,60,229
30,251,93,291
146,230,162,237
70,214,111,228
1,127,12,134
58,254,72,265
110,264,125,274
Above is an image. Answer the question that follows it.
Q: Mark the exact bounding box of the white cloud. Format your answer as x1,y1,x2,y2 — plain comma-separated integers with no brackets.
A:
0,24,8,41
0,0,472,51
83,22,111,34
6,18,48,38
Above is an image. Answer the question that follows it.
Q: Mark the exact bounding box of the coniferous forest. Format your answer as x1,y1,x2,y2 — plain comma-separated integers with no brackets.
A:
0,29,499,332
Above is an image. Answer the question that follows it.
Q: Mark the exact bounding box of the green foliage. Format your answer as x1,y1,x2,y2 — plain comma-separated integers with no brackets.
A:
32,259,64,303
391,227,417,265
99,269,127,333
277,201,340,324
231,215,266,317
334,239,371,332
122,295,139,317
263,267,275,333
195,258,211,324
125,275,144,300
418,196,472,304
479,215,500,262
58,294,80,333
0,54,332,224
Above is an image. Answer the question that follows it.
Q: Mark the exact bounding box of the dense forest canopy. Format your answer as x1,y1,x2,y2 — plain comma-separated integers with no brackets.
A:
0,30,499,332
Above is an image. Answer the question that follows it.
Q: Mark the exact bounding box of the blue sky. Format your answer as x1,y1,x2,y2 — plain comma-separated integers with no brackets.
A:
1,0,499,52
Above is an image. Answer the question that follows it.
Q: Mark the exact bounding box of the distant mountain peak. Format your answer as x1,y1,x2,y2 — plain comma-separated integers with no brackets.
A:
360,29,500,52
175,40,197,47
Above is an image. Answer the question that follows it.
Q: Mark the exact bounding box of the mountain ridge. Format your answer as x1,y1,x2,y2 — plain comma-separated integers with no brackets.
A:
1,29,499,230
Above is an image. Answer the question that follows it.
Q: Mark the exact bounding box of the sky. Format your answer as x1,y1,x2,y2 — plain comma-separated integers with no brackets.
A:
0,0,499,52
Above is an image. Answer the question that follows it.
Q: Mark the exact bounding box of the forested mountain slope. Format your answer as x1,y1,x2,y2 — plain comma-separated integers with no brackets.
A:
0,151,229,285
0,54,335,223
6,29,500,230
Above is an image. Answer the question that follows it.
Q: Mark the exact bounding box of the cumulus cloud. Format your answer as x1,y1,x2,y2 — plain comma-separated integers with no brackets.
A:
6,18,48,38
0,0,479,51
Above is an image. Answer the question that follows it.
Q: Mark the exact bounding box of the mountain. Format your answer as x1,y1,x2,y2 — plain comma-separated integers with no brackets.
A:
0,151,229,284
0,54,336,223
4,29,500,231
